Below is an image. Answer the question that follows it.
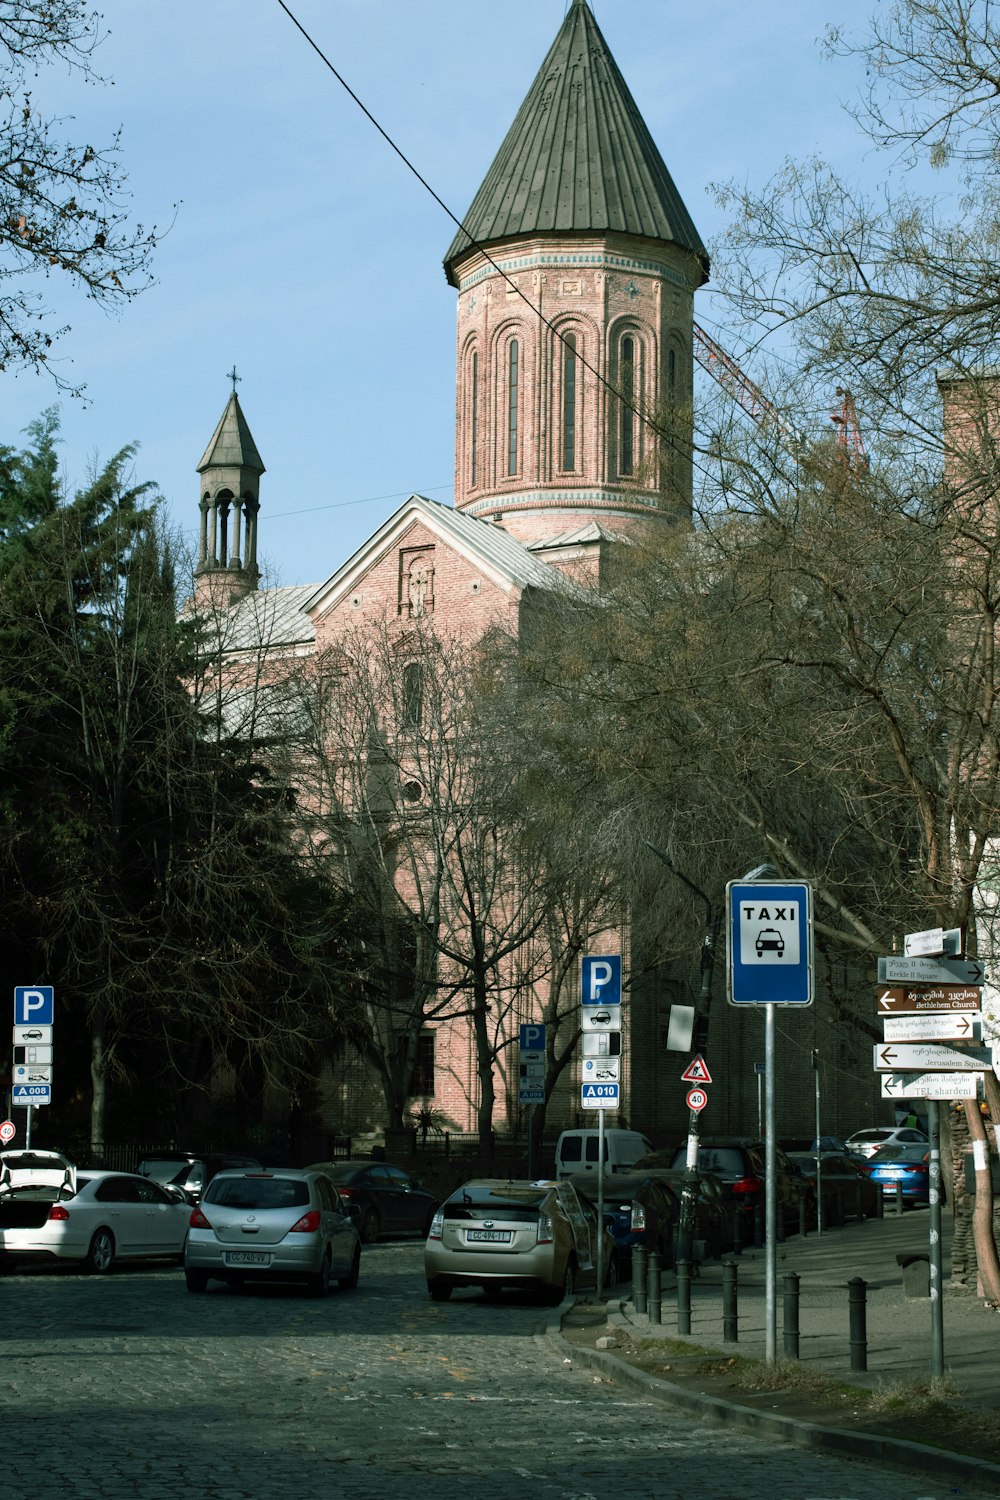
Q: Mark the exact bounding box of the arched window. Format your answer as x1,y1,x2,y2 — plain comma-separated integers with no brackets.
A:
402,663,423,729
619,336,635,477
470,351,478,489
507,339,519,476
562,334,577,471
668,347,676,392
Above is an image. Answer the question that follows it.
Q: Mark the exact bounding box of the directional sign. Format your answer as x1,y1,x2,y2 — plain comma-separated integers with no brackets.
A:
876,985,981,1014
904,927,961,957
581,1081,620,1109
680,1054,713,1084
881,1071,981,1100
883,1013,981,1042
727,880,813,1006
878,956,985,986
581,1006,621,1031
686,1087,709,1112
12,1084,50,1106
581,1031,622,1057
13,986,54,1026
581,955,622,1008
582,1057,620,1082
873,1042,992,1072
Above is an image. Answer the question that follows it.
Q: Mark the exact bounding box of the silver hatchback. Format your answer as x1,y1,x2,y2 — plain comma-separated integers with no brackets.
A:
183,1168,361,1297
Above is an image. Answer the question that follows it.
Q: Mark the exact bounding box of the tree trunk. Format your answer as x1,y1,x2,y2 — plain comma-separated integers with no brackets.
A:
964,1098,1000,1304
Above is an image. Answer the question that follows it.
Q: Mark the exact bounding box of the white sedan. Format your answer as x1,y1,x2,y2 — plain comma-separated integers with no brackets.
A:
0,1168,192,1273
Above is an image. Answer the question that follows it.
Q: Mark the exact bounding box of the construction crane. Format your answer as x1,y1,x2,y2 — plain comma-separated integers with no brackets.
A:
692,322,803,457
830,387,868,472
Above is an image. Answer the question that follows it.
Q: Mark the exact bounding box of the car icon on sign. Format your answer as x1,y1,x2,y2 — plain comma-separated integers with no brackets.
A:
755,928,784,957
589,1011,613,1025
26,1073,49,1083
594,1068,617,1079
21,1030,43,1040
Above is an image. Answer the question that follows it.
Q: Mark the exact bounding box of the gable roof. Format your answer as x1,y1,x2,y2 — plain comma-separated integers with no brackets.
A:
304,494,576,618
444,0,707,284
203,583,316,654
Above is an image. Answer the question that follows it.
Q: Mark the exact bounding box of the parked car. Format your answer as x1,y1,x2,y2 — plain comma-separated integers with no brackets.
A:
569,1171,680,1274
860,1144,937,1206
136,1150,263,1204
787,1151,881,1223
306,1159,437,1242
779,1136,850,1156
631,1155,733,1258
844,1126,928,1160
554,1128,653,1179
0,1161,191,1272
183,1167,361,1295
424,1178,616,1302
663,1137,814,1237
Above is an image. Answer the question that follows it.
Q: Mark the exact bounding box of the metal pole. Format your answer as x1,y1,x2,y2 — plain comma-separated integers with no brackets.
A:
783,1271,800,1360
765,1002,777,1363
647,1250,662,1324
679,1106,700,1266
813,1048,823,1236
596,1106,605,1299
757,1067,763,1139
848,1277,868,1372
676,1259,691,1334
722,1259,739,1342
527,1104,533,1182
25,1103,32,1149
928,1099,945,1379
633,1244,648,1314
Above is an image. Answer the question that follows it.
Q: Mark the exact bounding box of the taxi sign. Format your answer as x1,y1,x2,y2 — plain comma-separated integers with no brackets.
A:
727,881,813,1006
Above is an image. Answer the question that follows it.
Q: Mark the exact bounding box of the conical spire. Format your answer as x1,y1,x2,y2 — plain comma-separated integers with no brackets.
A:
444,0,707,283
197,391,265,475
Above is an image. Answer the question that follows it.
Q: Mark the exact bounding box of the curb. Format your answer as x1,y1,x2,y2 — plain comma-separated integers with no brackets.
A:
547,1304,1000,1491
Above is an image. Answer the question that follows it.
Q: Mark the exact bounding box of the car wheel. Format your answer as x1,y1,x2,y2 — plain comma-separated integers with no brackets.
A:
84,1228,115,1274
360,1208,381,1244
185,1268,209,1292
428,1278,452,1301
604,1254,619,1291
338,1244,361,1291
549,1257,575,1304
308,1248,333,1298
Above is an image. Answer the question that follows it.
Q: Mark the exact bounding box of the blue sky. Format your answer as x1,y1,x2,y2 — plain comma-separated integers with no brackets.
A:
4,1,881,587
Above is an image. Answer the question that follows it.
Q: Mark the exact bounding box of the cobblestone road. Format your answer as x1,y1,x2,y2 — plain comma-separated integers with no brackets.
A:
0,1241,989,1499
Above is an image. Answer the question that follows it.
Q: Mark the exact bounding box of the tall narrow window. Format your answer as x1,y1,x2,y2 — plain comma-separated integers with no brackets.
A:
507,339,519,476
562,334,577,470
470,352,478,488
402,663,423,729
668,347,676,392
619,336,635,476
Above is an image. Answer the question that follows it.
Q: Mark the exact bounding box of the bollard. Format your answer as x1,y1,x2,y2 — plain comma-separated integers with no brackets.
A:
722,1259,739,1343
783,1271,800,1360
632,1244,648,1316
848,1277,868,1372
676,1259,692,1335
647,1250,662,1325
874,1185,883,1219
894,1182,904,1217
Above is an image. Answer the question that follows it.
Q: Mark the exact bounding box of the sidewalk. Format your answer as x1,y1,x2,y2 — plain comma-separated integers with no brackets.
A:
620,1208,999,1404
552,1208,1000,1489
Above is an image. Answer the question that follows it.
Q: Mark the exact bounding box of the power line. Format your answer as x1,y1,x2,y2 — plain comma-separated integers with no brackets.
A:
274,0,720,487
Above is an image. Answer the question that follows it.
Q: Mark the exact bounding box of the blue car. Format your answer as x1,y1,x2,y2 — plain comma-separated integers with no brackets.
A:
863,1144,937,1205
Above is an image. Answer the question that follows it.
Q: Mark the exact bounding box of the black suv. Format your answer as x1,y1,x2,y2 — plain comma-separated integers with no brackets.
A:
136,1151,262,1204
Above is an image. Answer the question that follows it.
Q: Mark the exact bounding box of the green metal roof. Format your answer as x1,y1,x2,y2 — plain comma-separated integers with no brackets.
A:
444,0,707,284
197,392,265,475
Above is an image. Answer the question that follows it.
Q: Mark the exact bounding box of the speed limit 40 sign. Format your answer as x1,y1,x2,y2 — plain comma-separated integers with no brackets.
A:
686,1087,708,1112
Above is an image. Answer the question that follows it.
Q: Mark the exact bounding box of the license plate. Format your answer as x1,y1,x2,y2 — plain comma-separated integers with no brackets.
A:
224,1250,271,1266
465,1229,511,1243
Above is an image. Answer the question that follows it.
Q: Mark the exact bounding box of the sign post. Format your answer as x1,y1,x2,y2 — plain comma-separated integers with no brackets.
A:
727,875,813,1364
13,987,55,1148
581,956,622,1300
518,1024,546,1179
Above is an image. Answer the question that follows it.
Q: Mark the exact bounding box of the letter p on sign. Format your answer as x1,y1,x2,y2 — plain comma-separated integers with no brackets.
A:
582,955,622,1007
14,987,54,1026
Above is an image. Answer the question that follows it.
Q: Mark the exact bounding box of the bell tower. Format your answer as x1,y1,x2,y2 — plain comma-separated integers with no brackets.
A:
444,0,707,546
194,383,264,606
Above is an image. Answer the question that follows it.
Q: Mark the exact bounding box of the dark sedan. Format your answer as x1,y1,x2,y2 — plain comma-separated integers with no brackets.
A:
861,1144,938,1206
568,1172,680,1274
306,1160,437,1242
787,1151,881,1223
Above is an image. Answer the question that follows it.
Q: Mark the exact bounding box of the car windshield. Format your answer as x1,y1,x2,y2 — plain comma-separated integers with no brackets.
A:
670,1147,747,1174
851,1131,890,1143
321,1164,364,1184
138,1158,193,1186
206,1176,309,1210
443,1185,545,1221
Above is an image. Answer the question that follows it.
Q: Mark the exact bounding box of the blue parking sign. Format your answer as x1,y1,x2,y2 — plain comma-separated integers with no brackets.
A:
519,1024,546,1052
14,986,54,1026
581,955,622,1007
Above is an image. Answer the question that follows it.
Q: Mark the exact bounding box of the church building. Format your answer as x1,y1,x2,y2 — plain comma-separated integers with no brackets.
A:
190,2,737,1146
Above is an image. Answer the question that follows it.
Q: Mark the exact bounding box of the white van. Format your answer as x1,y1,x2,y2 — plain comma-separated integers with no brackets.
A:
554,1128,653,1179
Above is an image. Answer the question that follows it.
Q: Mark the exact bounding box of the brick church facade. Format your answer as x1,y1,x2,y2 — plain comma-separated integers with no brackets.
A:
189,3,888,1149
